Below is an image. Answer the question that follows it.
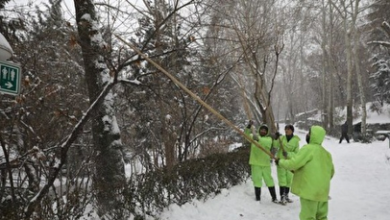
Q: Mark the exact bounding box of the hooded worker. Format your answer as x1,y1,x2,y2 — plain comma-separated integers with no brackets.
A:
276,125,335,220
249,124,279,203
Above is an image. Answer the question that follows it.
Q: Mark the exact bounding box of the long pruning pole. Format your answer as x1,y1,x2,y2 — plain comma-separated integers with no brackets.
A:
238,71,253,120
115,35,274,159
277,137,287,159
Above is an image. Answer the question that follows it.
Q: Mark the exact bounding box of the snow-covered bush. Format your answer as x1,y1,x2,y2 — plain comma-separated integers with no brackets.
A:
124,149,250,218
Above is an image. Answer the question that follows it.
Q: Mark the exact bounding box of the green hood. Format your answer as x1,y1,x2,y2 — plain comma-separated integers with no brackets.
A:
309,125,326,145
279,125,334,201
258,124,269,136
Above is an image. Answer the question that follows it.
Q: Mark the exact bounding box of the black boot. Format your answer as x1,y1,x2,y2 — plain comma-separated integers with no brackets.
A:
280,186,286,205
255,187,261,201
279,186,285,197
268,186,279,203
285,187,293,203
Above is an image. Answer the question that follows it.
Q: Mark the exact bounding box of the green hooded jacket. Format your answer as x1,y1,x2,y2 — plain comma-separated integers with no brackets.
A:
279,126,334,202
273,135,300,159
249,127,272,167
244,126,252,136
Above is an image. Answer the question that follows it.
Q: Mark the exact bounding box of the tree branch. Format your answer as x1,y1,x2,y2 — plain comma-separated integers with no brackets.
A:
367,41,390,48
24,82,116,218
381,21,390,37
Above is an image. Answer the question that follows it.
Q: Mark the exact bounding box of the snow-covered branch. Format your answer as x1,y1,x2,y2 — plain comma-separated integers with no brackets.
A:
24,81,116,218
381,21,390,37
367,41,390,48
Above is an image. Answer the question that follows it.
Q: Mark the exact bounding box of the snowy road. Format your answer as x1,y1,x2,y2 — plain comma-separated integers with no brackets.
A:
156,127,390,220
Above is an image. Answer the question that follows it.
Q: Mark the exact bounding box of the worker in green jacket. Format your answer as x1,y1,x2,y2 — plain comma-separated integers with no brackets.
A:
273,124,300,205
249,124,279,203
276,125,334,220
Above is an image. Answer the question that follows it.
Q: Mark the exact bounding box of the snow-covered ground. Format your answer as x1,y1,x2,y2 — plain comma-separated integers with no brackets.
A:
155,126,390,220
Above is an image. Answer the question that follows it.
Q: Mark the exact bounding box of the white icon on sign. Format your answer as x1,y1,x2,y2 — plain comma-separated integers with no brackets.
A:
5,82,13,88
11,69,15,81
2,67,7,79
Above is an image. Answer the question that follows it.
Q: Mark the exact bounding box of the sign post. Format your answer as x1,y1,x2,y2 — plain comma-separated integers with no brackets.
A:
0,32,19,96
0,60,21,96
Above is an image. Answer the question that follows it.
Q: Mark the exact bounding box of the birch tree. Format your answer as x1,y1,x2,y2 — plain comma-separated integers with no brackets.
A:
350,0,368,141
330,0,369,140
321,0,330,129
330,0,354,135
319,0,338,130
327,0,336,130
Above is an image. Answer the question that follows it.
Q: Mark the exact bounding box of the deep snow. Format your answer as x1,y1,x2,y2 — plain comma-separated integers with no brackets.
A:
155,127,390,220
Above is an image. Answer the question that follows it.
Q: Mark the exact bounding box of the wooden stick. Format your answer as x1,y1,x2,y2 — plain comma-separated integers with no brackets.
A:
277,136,288,159
115,34,275,159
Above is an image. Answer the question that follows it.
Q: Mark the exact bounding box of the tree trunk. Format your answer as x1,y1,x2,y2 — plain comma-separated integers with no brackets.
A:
351,0,367,141
343,9,354,136
356,66,367,141
321,0,329,130
328,0,335,130
162,115,176,170
328,72,334,129
74,0,125,217
255,75,277,133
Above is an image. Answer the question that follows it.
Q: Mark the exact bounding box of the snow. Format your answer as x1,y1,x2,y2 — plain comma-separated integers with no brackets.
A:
53,157,61,168
155,126,390,220
295,109,318,117
3,106,390,220
352,103,390,124
81,13,92,21
376,130,390,134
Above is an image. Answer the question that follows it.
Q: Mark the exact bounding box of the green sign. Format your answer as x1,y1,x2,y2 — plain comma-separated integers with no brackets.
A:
0,61,21,96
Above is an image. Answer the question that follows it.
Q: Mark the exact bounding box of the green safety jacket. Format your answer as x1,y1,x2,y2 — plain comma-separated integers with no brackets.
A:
249,132,273,167
279,126,335,202
273,135,300,159
244,126,252,136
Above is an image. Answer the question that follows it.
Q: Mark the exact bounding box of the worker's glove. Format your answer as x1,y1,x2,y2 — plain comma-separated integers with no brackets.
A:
247,120,254,129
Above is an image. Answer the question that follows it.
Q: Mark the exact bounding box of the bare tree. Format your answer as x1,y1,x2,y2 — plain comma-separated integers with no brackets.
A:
215,0,284,132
